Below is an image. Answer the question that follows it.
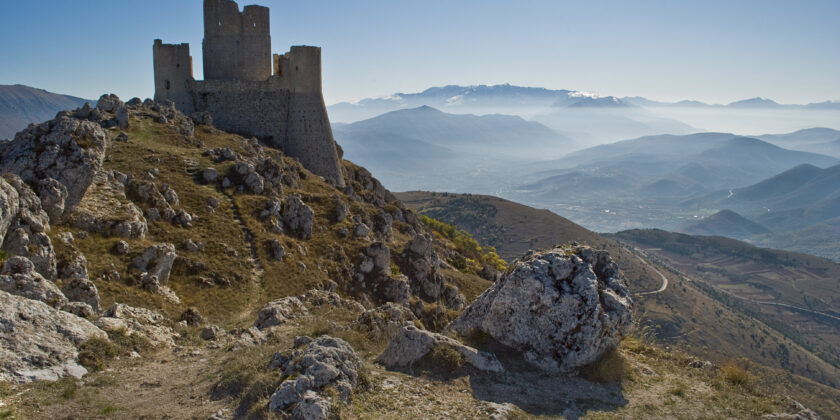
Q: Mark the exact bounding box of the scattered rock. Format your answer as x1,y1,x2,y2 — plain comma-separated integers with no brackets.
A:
200,325,226,341
114,240,130,255
376,326,503,373
280,195,314,240
97,303,175,347
133,243,177,285
353,223,369,237
268,336,362,415
266,239,285,261
202,168,219,184
0,289,107,383
333,194,348,223
254,296,308,329
355,302,416,340
447,245,633,373
179,307,203,326
61,276,100,313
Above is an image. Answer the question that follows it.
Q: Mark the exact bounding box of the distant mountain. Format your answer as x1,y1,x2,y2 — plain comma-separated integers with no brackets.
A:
0,84,90,139
332,106,576,191
757,128,840,158
726,97,781,108
681,209,770,239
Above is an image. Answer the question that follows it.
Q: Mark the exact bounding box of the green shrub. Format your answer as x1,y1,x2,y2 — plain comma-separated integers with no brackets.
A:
77,338,119,372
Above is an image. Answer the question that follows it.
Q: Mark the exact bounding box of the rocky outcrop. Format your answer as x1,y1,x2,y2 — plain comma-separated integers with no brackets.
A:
65,171,148,238
447,246,633,373
62,277,100,313
0,114,108,221
0,289,107,383
354,242,411,305
0,256,66,308
96,303,176,347
268,336,362,417
0,174,58,280
376,326,503,373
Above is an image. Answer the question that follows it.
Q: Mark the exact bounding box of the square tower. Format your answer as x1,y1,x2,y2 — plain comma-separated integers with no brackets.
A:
202,0,272,81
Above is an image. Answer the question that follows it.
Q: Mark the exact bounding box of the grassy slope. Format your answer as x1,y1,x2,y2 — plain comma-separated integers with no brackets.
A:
395,191,662,293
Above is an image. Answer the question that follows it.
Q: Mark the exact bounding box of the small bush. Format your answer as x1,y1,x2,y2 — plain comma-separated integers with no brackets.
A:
429,344,464,372
390,263,402,276
721,361,753,387
77,338,119,372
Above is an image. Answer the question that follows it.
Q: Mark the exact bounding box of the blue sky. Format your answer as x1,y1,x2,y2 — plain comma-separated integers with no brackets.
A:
1,0,838,105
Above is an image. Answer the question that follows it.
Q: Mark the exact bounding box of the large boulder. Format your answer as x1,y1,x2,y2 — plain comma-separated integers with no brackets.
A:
355,302,417,340
447,246,633,373
0,115,109,220
268,336,362,416
376,326,503,373
0,289,107,383
0,256,66,308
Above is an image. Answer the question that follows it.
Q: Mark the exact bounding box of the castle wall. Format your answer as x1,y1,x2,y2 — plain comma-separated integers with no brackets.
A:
153,40,195,113
153,0,345,187
202,0,271,81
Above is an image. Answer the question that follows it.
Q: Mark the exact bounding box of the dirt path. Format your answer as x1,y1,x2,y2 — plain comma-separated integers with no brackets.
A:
17,346,228,419
221,190,264,281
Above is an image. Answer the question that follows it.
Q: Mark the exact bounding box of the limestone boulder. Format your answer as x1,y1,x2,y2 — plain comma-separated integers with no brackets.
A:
268,336,362,415
132,243,177,285
96,93,124,113
62,277,101,313
280,194,314,240
0,289,107,383
376,326,503,373
447,246,633,373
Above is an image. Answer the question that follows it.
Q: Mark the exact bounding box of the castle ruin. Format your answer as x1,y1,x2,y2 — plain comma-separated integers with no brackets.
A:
153,0,344,186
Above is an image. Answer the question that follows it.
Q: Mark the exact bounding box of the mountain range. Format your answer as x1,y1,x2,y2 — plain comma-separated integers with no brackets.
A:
0,84,90,139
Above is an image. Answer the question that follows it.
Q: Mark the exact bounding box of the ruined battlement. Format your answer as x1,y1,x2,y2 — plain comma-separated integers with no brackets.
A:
153,0,344,186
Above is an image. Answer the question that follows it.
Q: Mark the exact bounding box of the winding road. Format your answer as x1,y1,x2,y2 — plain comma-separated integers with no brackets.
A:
631,251,669,296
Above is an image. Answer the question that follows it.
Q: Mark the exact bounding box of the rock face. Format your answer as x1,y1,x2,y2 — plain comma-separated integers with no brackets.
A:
65,171,148,238
376,326,503,373
447,246,633,373
354,242,411,305
0,115,108,221
0,174,58,280
0,256,66,308
268,336,362,417
0,289,107,383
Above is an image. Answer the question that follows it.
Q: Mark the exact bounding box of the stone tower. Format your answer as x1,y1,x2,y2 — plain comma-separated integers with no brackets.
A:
152,0,345,186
